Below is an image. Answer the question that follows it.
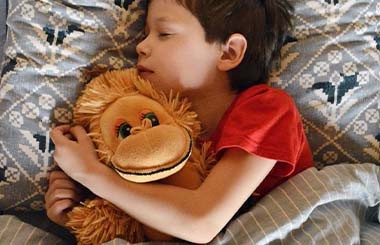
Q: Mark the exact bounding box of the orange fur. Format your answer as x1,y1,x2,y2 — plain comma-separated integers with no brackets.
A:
67,68,215,244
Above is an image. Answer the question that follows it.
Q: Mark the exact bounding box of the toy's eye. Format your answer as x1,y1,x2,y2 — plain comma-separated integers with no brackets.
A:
143,112,159,127
117,122,132,139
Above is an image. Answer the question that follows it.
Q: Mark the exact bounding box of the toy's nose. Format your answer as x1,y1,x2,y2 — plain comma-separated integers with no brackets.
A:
130,118,153,135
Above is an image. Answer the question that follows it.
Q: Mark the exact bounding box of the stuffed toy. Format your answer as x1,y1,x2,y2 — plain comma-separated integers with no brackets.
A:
65,68,215,244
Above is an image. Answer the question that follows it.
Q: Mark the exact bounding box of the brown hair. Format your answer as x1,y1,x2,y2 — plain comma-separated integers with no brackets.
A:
171,0,294,92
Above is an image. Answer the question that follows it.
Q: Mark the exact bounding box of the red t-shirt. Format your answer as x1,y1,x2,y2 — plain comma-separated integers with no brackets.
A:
209,84,313,198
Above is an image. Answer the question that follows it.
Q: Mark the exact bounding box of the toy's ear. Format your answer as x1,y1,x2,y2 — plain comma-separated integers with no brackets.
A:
217,33,247,72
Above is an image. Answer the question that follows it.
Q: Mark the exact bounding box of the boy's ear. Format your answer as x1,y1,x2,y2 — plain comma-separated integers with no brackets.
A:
217,33,247,71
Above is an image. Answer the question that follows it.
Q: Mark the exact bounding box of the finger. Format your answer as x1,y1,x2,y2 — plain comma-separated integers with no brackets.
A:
46,199,75,226
48,171,85,195
53,125,71,133
50,126,72,145
48,178,78,194
45,187,81,209
47,176,81,197
48,171,70,185
70,125,92,144
63,133,75,141
45,187,81,210
46,175,82,207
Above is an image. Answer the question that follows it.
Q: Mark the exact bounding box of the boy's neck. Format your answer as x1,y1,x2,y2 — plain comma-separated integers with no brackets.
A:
184,87,237,139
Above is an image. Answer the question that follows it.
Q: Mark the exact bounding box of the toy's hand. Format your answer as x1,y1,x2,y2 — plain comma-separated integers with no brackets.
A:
50,125,100,181
45,171,84,227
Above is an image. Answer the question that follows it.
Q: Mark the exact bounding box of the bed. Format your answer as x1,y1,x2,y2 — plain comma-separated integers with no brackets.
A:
0,0,379,244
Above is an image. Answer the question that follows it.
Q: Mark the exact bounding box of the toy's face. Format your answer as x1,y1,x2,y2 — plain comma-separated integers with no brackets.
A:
99,94,192,183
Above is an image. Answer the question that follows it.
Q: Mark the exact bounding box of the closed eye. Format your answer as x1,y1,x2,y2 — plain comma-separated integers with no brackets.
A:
158,33,174,39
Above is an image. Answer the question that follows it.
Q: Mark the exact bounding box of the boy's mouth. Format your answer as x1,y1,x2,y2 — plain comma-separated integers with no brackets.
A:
137,64,154,75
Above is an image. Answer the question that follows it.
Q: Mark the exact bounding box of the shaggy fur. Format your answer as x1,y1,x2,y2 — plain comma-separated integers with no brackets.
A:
74,69,202,164
66,69,215,244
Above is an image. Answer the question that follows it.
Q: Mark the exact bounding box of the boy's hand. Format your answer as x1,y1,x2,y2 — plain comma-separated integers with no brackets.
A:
50,125,100,181
45,171,83,226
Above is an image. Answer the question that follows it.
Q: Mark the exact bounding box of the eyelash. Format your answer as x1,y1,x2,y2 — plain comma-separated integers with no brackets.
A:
141,29,173,40
159,33,172,38
115,120,125,136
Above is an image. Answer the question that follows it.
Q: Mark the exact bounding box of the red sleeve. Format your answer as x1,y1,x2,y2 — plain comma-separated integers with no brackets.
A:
211,86,304,177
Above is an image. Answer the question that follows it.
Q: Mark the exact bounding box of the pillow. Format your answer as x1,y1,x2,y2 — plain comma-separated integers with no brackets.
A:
270,0,380,168
0,0,147,212
0,0,8,64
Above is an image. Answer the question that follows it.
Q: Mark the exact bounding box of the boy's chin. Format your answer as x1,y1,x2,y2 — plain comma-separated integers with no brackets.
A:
138,73,177,94
139,71,155,81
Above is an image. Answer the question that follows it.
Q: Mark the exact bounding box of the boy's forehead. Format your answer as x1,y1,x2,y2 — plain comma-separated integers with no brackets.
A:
148,0,179,10
147,0,189,23
149,0,178,5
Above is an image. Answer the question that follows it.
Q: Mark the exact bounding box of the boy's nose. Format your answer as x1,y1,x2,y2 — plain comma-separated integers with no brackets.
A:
136,39,151,57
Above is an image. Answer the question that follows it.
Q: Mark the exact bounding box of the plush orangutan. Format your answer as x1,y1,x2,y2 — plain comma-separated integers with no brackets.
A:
66,68,215,244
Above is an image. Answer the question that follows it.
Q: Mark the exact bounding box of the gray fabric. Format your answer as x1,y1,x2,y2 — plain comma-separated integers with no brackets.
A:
0,212,76,245
2,164,377,245
212,163,380,245
0,0,146,212
0,215,68,245
104,164,380,245
0,0,7,64
269,0,380,167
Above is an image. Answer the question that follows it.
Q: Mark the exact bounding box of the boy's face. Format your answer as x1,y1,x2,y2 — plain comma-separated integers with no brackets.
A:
136,0,223,94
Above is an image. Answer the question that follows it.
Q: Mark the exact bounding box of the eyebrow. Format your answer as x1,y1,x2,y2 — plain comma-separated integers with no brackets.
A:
145,17,171,32
154,17,173,23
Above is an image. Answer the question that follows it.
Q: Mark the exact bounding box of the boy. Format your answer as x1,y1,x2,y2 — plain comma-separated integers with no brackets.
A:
46,0,313,243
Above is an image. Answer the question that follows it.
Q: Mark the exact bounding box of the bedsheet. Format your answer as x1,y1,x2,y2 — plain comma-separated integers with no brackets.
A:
0,163,379,244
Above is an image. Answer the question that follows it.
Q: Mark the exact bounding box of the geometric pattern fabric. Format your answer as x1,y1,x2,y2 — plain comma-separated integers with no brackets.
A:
0,0,379,212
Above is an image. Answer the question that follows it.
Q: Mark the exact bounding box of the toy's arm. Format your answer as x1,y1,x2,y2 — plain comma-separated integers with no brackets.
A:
51,125,276,244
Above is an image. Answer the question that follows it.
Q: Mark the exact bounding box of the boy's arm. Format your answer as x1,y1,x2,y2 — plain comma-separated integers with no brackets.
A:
51,125,276,243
